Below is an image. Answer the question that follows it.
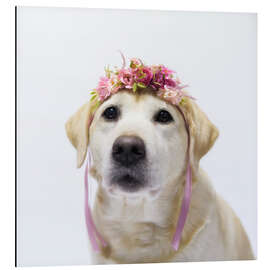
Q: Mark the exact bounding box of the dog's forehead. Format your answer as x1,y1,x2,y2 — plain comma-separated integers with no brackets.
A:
101,90,171,112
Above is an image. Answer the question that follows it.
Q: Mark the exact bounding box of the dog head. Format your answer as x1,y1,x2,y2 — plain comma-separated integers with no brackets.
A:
65,89,218,198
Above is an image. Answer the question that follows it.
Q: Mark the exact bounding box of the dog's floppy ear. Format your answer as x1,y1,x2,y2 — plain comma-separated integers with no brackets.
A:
65,102,93,168
181,98,219,168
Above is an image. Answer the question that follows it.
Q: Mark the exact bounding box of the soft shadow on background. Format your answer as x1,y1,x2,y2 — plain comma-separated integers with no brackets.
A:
17,7,256,266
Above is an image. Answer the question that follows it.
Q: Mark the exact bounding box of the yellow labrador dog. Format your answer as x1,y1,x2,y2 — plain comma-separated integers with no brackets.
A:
65,89,254,264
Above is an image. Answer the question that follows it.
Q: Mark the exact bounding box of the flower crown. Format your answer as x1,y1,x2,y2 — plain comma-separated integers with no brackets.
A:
90,55,192,106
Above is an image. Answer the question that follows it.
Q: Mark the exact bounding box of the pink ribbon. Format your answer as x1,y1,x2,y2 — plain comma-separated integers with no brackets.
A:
171,161,192,251
171,106,192,251
84,114,107,252
84,155,107,252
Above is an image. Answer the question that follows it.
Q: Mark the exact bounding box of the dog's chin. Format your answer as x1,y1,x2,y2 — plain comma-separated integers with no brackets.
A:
106,184,161,201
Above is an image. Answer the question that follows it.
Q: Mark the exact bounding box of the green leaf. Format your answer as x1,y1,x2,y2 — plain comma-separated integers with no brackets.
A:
179,97,185,106
92,100,100,111
137,82,146,88
90,94,97,101
133,83,137,92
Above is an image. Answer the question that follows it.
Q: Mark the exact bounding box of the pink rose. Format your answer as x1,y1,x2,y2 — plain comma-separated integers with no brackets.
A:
151,71,166,89
157,87,185,105
164,78,177,88
130,58,142,69
134,67,153,86
108,75,122,94
160,65,175,76
117,69,134,88
163,88,183,105
96,77,110,101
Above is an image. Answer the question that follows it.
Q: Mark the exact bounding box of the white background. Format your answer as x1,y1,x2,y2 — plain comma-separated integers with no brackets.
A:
15,6,257,267
2,1,270,270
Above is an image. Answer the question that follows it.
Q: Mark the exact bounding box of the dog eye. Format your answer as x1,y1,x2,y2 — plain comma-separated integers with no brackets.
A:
102,106,119,121
154,110,174,124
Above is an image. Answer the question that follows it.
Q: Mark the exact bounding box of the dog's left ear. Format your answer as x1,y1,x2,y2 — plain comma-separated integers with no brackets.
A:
181,98,219,168
65,102,93,168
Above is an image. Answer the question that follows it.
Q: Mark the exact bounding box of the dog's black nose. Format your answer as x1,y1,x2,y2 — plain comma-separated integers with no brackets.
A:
112,136,146,167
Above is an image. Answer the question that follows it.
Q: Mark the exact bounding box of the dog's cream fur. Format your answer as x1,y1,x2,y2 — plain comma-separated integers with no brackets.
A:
66,90,254,264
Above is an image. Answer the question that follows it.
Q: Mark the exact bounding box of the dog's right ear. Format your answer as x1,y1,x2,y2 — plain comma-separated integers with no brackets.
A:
65,102,93,168
180,97,219,170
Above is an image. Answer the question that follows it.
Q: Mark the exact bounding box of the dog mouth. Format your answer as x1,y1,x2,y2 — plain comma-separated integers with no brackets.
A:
114,174,144,192
110,173,145,193
106,164,162,197
109,164,146,193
